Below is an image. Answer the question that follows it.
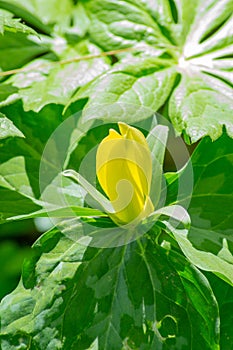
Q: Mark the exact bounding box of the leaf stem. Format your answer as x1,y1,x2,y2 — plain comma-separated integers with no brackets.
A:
0,47,136,77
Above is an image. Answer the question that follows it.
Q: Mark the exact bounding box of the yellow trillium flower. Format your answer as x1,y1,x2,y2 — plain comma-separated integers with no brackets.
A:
96,122,154,225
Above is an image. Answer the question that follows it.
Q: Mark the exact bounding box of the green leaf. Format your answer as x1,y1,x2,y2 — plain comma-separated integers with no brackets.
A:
0,84,18,104
8,206,105,221
80,0,233,142
169,73,233,142
0,188,41,224
0,0,73,32
0,31,48,72
69,57,177,123
0,3,232,349
0,101,97,224
0,241,30,300
164,223,233,285
0,146,89,224
132,0,200,46
11,40,110,112
168,0,233,141
206,273,233,350
0,155,42,223
0,15,37,36
67,2,90,38
0,102,68,222
0,0,51,34
1,0,232,142
0,226,220,349
0,102,64,193
183,0,233,58
83,0,207,49
83,0,173,51
7,171,103,221
0,156,33,196
0,113,24,139
148,204,191,230
146,124,168,207
166,132,233,283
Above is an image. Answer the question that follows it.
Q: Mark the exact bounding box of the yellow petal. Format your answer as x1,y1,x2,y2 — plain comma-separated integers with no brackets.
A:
96,123,154,225
118,122,152,196
118,122,149,148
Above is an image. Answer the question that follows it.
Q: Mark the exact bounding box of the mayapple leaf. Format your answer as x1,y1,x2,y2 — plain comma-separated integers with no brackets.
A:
0,103,81,222
169,73,233,142
13,40,110,113
0,84,18,108
0,15,38,36
164,221,233,286
0,0,73,32
147,204,191,230
0,31,48,72
0,0,51,34
1,0,231,142
183,0,233,58
67,0,233,142
69,58,177,124
206,273,233,349
7,206,105,221
0,226,220,349
83,0,173,51
0,113,24,139
0,155,42,223
146,124,168,207
166,132,233,284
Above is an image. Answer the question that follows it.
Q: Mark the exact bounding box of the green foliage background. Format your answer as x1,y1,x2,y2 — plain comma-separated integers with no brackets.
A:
0,0,232,349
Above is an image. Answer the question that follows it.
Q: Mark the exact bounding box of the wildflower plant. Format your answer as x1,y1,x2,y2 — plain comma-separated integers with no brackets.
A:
0,0,232,349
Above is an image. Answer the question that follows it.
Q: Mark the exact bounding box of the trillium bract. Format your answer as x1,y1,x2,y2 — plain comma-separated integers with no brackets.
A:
96,122,154,225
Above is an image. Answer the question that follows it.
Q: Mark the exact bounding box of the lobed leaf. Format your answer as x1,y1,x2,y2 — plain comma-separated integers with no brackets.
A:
0,225,220,349
69,57,177,124
169,73,233,142
166,132,233,283
13,40,110,113
0,113,24,139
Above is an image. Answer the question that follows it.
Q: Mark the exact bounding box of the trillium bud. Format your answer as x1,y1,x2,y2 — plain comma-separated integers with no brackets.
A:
96,122,154,225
